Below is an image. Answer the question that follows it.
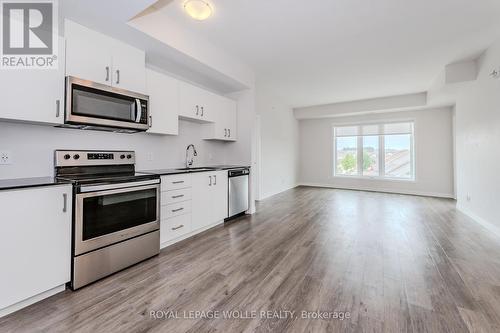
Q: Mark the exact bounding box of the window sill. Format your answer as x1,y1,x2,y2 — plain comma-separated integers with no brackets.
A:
332,175,416,183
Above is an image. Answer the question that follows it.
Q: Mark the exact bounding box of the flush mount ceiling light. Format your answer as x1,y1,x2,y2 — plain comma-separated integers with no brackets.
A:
184,0,213,21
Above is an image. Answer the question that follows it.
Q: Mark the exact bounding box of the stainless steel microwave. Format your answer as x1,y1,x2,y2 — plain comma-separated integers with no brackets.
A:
65,76,150,132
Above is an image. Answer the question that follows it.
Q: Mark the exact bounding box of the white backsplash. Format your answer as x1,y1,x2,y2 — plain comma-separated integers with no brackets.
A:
0,120,230,179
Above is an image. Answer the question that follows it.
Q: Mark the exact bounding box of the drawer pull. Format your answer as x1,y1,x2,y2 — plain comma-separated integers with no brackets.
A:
172,194,184,199
172,181,185,184
172,207,184,213
172,224,184,231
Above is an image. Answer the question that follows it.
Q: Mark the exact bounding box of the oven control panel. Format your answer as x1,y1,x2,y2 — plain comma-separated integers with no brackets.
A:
88,153,114,160
55,150,135,167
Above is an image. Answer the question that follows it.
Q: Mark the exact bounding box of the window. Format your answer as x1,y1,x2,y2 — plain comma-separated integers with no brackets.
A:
334,122,414,180
335,136,357,175
363,136,379,176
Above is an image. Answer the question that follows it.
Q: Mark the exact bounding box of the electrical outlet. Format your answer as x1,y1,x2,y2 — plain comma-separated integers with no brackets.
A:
148,152,154,161
0,151,12,165
466,194,471,202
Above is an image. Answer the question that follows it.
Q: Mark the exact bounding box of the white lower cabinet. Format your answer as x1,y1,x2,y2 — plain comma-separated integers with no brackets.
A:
160,171,228,248
160,214,192,244
212,171,229,222
0,185,72,317
160,174,193,247
192,171,228,231
162,200,192,219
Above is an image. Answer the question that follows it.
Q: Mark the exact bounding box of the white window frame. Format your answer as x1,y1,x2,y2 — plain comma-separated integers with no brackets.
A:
332,120,416,182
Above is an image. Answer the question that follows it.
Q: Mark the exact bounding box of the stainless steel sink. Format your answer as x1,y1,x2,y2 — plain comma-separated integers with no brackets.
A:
175,167,217,172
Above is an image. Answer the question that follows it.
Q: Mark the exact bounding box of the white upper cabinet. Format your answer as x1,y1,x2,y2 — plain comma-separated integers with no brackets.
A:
65,20,146,94
204,95,238,141
146,68,179,135
179,81,238,141
179,81,215,122
225,104,238,141
111,39,147,94
0,36,65,125
65,20,112,86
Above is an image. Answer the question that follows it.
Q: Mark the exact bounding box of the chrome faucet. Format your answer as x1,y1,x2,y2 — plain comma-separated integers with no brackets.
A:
185,144,198,168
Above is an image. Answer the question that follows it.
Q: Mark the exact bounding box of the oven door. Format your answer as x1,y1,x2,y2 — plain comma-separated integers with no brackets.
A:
74,183,160,256
65,76,150,131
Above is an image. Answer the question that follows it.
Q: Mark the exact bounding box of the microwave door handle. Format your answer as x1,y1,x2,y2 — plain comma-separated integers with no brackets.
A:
135,99,142,123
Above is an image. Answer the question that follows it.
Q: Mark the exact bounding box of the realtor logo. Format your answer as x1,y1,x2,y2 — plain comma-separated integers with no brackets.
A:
1,0,58,69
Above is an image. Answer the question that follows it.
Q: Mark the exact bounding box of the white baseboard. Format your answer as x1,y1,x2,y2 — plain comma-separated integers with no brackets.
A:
0,284,66,318
456,205,500,238
258,183,299,201
298,182,455,199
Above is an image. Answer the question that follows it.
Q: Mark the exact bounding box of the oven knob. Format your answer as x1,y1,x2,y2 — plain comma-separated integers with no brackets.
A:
120,154,126,159
64,154,71,160
74,154,80,160
126,154,132,159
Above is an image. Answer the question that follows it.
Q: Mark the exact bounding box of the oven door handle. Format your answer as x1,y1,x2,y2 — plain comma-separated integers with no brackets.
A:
135,99,142,123
79,179,160,193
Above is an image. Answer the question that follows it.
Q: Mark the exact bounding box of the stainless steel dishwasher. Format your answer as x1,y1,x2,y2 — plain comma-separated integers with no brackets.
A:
228,168,250,218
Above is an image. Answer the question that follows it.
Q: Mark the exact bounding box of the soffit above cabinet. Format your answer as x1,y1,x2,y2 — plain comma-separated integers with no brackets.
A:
60,0,253,94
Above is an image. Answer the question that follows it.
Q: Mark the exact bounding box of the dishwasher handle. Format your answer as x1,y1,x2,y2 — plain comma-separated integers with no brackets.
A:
228,169,249,177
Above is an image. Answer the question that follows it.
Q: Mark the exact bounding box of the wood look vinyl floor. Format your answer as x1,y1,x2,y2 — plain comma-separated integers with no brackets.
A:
2,187,500,332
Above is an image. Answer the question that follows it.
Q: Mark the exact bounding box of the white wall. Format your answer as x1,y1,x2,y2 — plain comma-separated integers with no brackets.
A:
299,107,455,198
430,39,500,233
256,89,299,199
128,7,255,89
225,88,257,213
0,120,229,179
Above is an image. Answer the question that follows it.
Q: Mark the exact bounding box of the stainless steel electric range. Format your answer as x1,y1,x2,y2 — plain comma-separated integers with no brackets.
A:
55,150,160,290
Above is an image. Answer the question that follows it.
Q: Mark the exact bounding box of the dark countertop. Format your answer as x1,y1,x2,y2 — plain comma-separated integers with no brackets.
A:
140,165,250,176
208,165,251,170
0,166,251,190
0,177,71,191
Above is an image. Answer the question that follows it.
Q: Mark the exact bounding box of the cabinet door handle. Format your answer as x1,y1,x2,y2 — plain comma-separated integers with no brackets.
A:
214,175,217,185
172,194,184,199
172,181,184,184
116,69,120,84
195,105,199,116
105,66,110,81
63,193,68,213
172,207,184,213
171,224,184,231
201,106,204,117
209,175,212,186
56,99,60,117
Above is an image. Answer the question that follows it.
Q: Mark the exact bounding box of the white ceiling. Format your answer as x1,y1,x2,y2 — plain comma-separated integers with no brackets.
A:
154,0,500,107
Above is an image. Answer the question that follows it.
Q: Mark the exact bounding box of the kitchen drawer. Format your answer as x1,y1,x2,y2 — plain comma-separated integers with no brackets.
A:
161,174,191,191
160,214,192,244
161,201,191,219
161,188,191,206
